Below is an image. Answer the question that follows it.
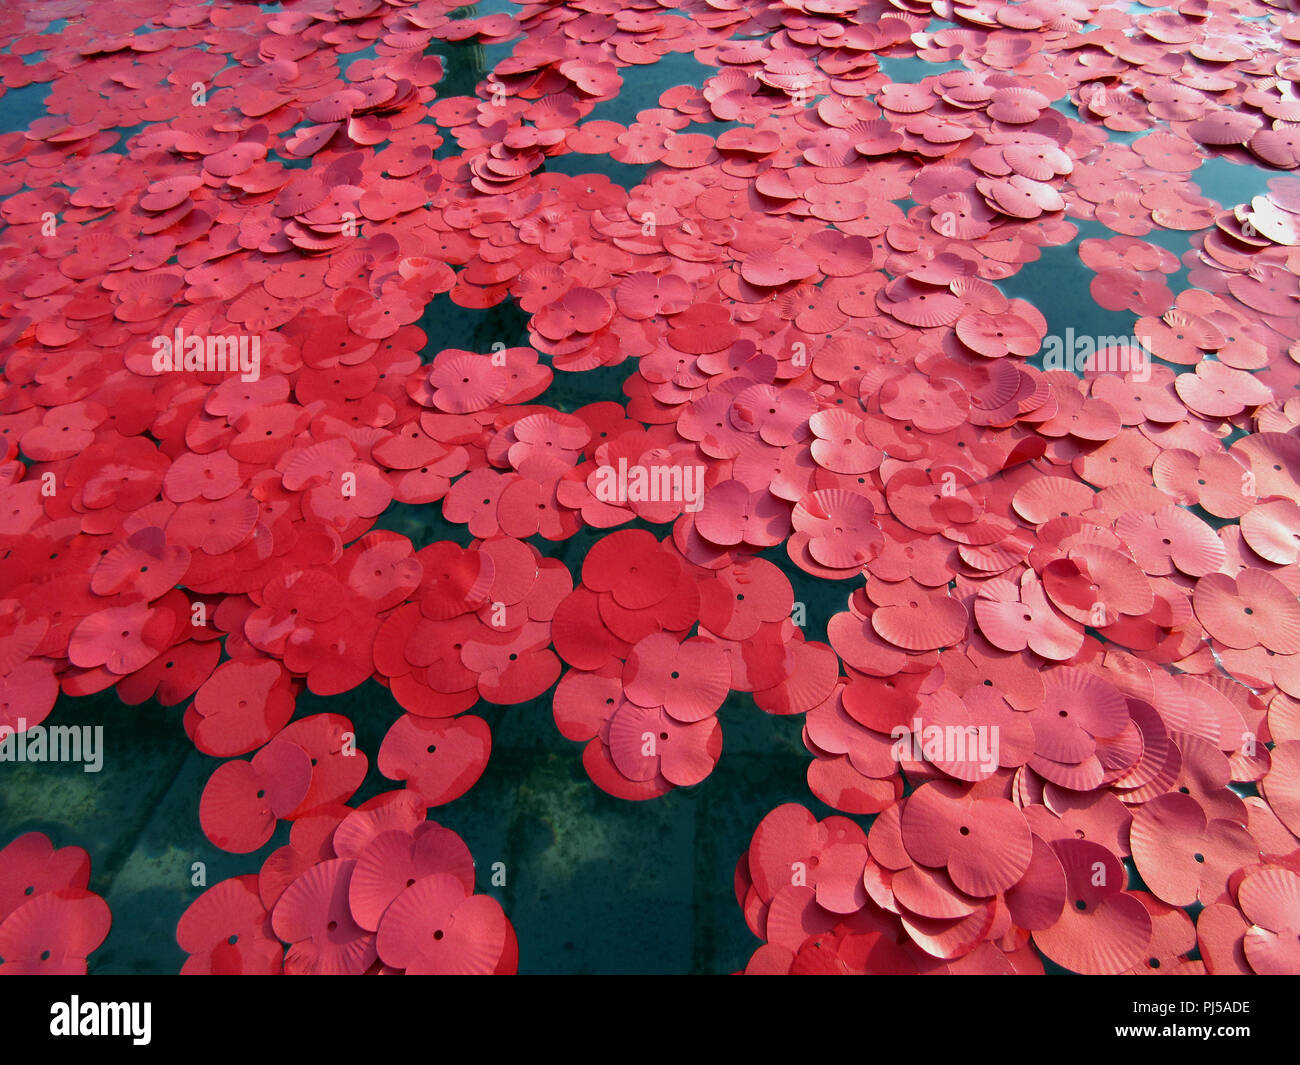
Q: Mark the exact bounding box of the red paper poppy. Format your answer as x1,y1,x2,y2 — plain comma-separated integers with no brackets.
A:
1130,792,1258,907
0,833,91,922
1031,839,1152,974
200,738,314,853
375,873,513,974
0,889,111,975
348,823,475,932
1239,866,1300,975
177,875,282,975
377,714,491,807
271,858,376,975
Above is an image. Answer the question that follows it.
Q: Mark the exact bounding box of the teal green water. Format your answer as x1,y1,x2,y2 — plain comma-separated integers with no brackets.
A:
2,677,824,974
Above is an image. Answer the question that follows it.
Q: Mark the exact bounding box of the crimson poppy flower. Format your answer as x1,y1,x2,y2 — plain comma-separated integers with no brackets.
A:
270,858,377,975
186,656,297,758
0,889,111,975
1238,866,1300,974
375,873,514,974
622,632,730,722
0,833,91,922
378,714,491,807
178,875,282,975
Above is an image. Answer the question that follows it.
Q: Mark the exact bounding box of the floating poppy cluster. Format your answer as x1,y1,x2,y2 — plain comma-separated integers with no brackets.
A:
2,0,1300,974
0,833,110,974
735,798,1300,974
181,791,515,974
